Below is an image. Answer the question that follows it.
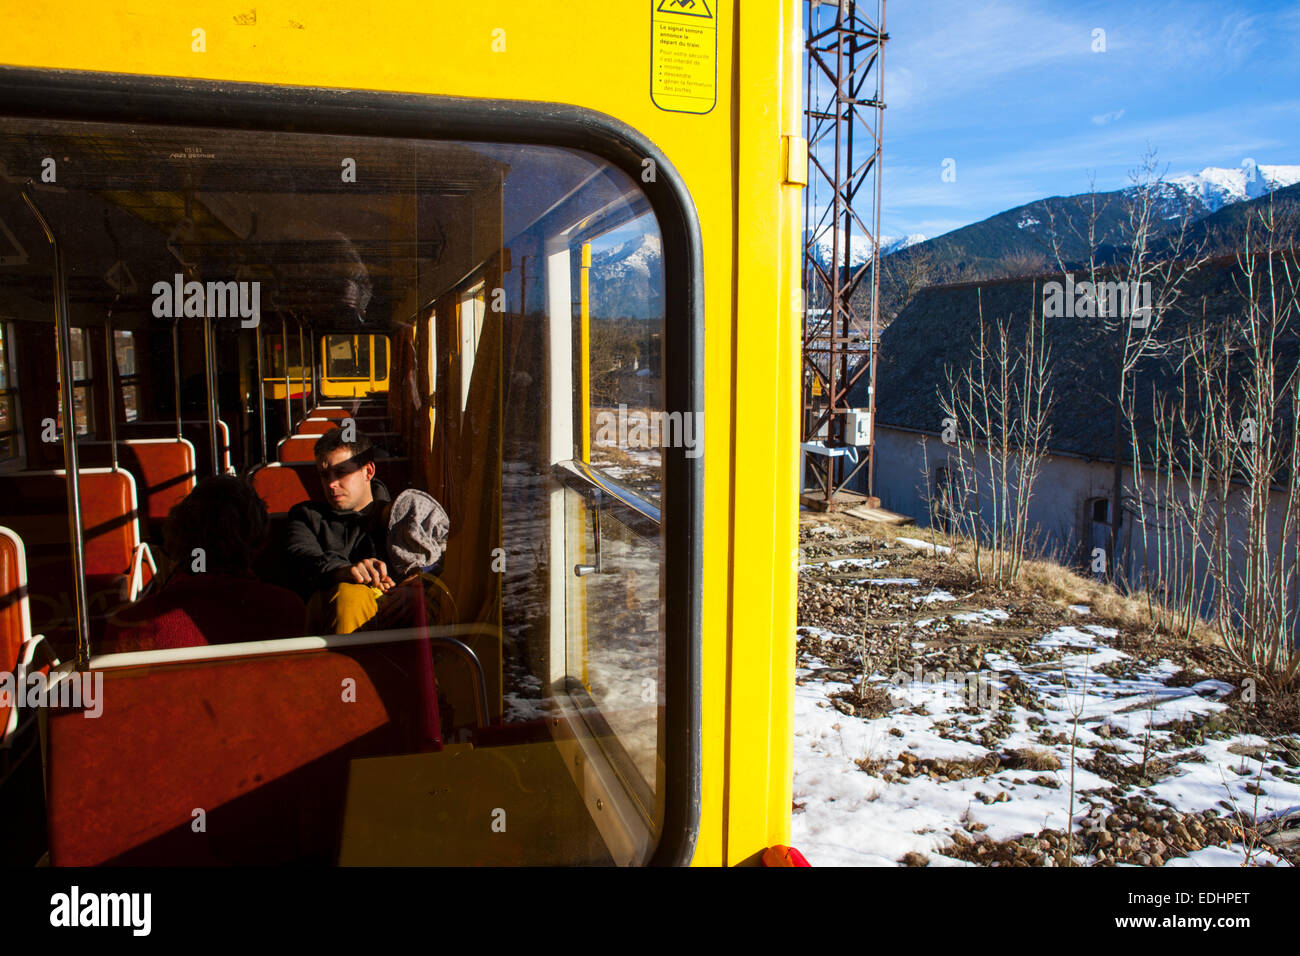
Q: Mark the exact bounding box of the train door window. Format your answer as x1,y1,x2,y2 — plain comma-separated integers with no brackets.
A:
0,115,690,868
114,330,139,422
325,334,369,379
0,322,20,461
55,326,92,436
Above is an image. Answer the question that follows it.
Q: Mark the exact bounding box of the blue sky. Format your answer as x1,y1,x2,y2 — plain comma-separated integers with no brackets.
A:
856,0,1300,241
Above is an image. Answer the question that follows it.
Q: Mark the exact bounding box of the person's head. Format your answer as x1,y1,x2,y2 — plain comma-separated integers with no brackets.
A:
387,489,451,579
165,475,269,575
314,426,376,512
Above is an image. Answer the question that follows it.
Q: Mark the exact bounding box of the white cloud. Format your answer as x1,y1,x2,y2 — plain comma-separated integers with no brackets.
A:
1091,108,1125,126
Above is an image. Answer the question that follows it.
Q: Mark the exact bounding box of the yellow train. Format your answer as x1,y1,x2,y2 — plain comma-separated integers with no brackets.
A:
0,1,802,866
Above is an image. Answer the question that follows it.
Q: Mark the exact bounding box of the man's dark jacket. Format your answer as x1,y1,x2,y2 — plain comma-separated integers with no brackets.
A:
285,479,391,598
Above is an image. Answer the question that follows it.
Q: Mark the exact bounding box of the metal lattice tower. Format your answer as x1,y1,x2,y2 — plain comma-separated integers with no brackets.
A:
801,0,887,510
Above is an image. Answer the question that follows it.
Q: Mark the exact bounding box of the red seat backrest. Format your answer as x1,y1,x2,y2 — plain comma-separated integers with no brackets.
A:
0,527,32,741
278,436,321,463
0,470,143,658
295,418,336,436
0,470,141,579
250,462,323,515
79,439,197,522
119,420,231,476
46,641,440,864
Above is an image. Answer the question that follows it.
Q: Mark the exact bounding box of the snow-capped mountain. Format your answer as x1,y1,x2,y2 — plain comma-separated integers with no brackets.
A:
1168,161,1300,214
589,233,663,319
807,229,926,267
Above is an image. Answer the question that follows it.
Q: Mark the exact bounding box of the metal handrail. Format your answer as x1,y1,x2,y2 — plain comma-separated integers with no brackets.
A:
554,459,661,529
201,311,220,476
254,315,267,463
281,315,292,434
20,184,91,669
103,319,118,470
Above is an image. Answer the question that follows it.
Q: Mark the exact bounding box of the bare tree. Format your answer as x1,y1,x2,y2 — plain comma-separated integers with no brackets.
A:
995,248,1049,279
878,243,937,328
936,287,1055,587
1046,151,1209,586
1139,199,1300,682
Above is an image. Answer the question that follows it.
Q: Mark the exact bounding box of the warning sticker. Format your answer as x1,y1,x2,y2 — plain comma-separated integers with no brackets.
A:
651,0,717,115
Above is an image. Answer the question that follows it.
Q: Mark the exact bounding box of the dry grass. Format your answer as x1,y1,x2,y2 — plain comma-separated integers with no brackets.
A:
1002,747,1064,772
821,514,1224,648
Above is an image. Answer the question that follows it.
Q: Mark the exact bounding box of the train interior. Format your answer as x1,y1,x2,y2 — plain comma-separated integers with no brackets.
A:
0,117,668,865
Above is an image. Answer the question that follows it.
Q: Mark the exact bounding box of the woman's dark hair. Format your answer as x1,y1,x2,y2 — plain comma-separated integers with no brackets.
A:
164,475,269,574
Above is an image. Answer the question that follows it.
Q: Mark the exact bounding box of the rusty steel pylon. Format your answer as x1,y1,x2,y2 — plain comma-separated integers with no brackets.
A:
801,0,886,511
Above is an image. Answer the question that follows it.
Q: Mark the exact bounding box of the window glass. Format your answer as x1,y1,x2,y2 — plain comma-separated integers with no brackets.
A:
114,330,139,421
581,213,665,504
326,334,370,379
0,117,674,866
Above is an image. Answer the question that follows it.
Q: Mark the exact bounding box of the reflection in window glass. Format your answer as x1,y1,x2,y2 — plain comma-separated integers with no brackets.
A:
581,214,665,504
0,117,673,866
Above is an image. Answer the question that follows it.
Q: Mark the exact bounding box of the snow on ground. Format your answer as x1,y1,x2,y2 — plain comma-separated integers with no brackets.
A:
798,557,890,572
897,536,952,554
792,612,1299,867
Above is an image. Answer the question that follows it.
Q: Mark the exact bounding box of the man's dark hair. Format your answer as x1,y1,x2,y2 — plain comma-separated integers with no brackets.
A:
313,425,373,464
165,475,269,574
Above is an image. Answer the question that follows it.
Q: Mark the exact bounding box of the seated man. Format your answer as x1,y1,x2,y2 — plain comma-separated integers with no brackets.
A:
105,476,307,652
285,426,394,633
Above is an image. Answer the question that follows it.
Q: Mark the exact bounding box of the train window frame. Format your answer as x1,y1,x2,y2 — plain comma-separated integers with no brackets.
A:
0,65,704,867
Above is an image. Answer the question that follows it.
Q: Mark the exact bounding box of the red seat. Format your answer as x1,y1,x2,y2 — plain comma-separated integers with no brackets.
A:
249,462,323,515
119,420,232,476
277,436,321,463
0,527,46,747
0,470,154,659
295,418,337,436
46,639,441,864
79,439,197,535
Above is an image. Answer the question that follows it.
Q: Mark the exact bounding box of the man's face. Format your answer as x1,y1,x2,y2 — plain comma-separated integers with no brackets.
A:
317,447,375,512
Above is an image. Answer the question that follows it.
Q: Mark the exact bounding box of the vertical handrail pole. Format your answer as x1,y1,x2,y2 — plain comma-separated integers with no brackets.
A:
281,316,292,435
298,320,308,421
308,325,317,412
172,318,183,439
103,319,118,470
202,312,220,475
255,315,267,463
21,187,91,668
